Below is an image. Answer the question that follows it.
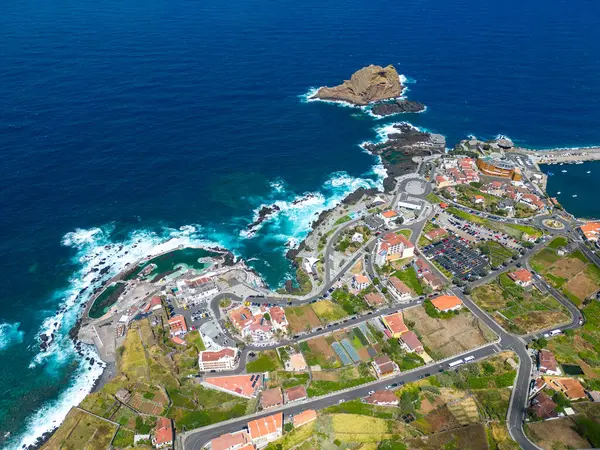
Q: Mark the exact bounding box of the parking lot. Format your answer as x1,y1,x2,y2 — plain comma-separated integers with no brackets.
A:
436,212,524,251
423,235,489,279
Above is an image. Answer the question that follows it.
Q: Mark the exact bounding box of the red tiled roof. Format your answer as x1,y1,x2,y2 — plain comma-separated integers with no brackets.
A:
509,268,533,284
269,306,286,324
168,315,187,333
389,276,412,295
260,388,283,409
365,390,398,405
200,348,236,362
204,375,261,398
211,431,250,450
154,417,174,445
248,412,283,439
373,355,396,375
285,385,307,402
292,410,317,427
400,330,423,351
430,295,462,312
364,292,385,306
382,312,408,335
539,350,558,373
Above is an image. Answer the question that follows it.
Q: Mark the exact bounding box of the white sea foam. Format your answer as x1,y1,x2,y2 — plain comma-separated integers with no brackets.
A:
241,170,381,249
0,322,25,351
299,73,413,111
269,179,285,193
10,224,224,449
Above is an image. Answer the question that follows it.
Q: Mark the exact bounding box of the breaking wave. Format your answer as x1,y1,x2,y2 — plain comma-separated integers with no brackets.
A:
0,322,25,351
10,224,224,449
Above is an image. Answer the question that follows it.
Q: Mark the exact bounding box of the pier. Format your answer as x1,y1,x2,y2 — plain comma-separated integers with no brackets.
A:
516,146,600,164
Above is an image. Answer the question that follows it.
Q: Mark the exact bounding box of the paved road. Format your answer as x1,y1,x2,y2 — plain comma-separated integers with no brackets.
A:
181,194,591,450
182,344,498,450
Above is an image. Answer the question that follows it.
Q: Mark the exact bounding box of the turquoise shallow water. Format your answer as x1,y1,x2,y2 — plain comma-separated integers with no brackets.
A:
1,0,600,447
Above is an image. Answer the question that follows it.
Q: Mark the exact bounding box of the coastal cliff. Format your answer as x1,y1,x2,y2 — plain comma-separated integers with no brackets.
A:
313,65,403,105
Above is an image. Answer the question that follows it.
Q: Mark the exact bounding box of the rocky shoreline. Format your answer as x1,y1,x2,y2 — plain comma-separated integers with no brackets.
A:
312,64,404,105
371,99,426,116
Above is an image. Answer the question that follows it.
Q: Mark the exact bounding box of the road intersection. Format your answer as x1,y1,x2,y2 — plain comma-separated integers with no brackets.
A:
179,183,593,450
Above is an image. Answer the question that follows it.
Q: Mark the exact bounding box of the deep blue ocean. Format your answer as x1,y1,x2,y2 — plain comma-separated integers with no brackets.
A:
1,0,600,446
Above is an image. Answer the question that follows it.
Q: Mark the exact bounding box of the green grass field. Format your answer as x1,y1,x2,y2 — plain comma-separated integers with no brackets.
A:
247,350,282,372
471,273,570,334
479,241,515,266
392,266,424,295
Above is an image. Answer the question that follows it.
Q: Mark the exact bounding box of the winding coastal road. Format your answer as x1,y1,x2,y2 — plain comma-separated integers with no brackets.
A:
178,182,594,450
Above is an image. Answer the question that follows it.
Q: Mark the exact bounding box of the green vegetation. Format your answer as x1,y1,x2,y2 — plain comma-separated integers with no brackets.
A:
426,192,444,204
530,238,600,306
185,330,206,351
334,225,371,254
382,336,425,370
548,301,600,377
334,215,352,225
331,288,369,315
392,266,424,295
247,350,282,372
307,365,375,397
478,241,515,266
398,229,412,239
311,300,348,323
43,408,118,450
471,273,570,334
318,227,337,252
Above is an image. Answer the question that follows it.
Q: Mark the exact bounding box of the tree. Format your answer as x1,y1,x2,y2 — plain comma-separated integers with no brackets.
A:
263,313,271,322
284,422,293,433
463,285,472,295
373,277,380,285
531,338,548,350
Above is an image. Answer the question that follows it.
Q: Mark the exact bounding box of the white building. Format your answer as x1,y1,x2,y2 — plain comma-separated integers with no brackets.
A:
352,274,370,291
351,232,364,244
198,348,239,372
375,233,415,267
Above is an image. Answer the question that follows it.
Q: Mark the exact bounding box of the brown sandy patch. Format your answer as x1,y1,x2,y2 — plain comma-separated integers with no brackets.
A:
566,272,599,300
552,258,586,278
527,417,590,449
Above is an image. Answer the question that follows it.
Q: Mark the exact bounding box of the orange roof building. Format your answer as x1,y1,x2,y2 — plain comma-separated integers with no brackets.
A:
248,412,283,447
152,417,174,449
372,355,398,378
202,374,262,399
292,409,317,428
198,348,239,372
430,295,463,312
260,387,284,409
211,430,251,450
364,292,386,306
381,210,398,219
382,312,408,338
229,306,255,331
388,276,413,301
365,390,399,406
550,377,586,400
167,315,188,336
579,222,600,242
425,228,447,241
284,385,308,403
508,268,533,286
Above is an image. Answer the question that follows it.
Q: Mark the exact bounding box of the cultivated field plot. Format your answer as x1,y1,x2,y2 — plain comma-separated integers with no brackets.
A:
479,240,516,267
307,366,375,397
404,305,496,358
407,423,489,450
43,408,118,450
300,336,341,369
471,273,570,334
530,238,600,306
526,417,591,450
311,300,348,323
286,304,321,333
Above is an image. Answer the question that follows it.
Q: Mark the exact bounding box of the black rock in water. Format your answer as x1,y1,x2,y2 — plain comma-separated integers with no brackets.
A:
371,99,426,116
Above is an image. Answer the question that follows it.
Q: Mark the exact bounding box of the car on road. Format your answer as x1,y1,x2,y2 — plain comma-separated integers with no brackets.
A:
368,390,375,395
338,399,344,404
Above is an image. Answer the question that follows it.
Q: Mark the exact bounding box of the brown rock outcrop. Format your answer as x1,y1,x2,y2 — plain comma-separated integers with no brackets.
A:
313,65,403,105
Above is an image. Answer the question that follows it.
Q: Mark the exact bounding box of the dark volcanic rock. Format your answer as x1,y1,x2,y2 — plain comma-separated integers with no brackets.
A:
371,99,426,116
246,204,281,235
362,123,445,192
